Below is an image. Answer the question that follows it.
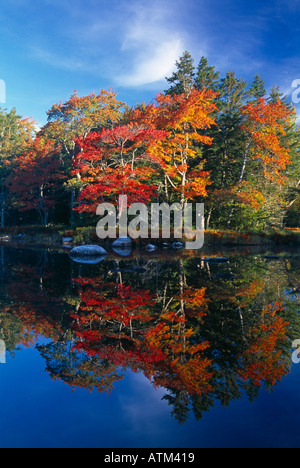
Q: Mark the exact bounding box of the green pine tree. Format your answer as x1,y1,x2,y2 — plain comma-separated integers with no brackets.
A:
165,50,195,95
246,74,266,102
195,56,220,93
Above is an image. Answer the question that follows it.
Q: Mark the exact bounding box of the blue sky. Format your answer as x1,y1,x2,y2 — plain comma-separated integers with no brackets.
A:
0,0,300,126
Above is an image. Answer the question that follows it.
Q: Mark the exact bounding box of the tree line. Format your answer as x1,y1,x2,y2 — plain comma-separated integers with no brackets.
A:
0,51,299,231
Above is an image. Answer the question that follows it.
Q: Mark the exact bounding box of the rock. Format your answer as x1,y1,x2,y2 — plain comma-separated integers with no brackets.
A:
69,244,107,261
62,237,73,248
145,244,157,252
112,237,132,257
62,237,73,243
0,235,11,242
112,247,132,257
70,256,107,264
172,242,184,249
112,237,132,249
203,257,229,263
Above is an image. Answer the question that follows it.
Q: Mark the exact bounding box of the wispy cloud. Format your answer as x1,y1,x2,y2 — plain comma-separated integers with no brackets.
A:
114,0,187,87
118,40,183,87
23,0,187,88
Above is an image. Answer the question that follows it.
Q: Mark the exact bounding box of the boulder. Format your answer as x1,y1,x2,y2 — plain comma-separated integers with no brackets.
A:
69,245,107,263
112,237,132,257
112,237,132,248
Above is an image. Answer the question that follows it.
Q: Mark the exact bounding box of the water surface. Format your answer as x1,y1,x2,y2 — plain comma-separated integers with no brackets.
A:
0,245,299,448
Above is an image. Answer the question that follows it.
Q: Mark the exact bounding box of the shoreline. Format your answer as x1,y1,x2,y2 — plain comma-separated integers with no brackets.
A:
0,227,299,254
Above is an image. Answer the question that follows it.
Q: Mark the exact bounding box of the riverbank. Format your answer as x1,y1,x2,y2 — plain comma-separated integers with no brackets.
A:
0,225,299,251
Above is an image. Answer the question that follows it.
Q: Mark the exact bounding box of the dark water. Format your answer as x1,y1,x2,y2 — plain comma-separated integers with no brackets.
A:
0,245,299,448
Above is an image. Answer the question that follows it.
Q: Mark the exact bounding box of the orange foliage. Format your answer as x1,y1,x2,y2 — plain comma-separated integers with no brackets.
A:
238,302,289,386
241,98,292,184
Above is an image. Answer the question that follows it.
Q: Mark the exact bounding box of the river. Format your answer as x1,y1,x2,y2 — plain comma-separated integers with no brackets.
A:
0,245,299,448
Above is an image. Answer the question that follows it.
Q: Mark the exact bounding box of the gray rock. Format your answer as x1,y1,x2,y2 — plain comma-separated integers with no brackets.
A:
112,247,132,257
112,237,132,249
112,237,132,256
69,244,107,258
70,256,107,264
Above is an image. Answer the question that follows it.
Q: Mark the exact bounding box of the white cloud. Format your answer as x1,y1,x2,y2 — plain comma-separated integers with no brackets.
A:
116,0,186,87
119,39,183,87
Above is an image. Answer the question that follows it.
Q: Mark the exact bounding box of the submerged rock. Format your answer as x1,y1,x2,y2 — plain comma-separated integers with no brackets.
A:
203,257,229,263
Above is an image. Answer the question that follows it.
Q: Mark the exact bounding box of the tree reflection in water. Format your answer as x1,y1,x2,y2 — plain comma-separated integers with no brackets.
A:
0,247,299,425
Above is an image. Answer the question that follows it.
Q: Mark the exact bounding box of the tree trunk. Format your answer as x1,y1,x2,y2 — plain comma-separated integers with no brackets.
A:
227,143,250,228
206,207,213,230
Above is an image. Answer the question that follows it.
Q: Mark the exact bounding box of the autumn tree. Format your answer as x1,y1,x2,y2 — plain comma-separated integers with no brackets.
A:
7,137,65,225
268,87,300,227
136,89,217,210
237,302,290,387
41,89,126,222
0,107,35,226
226,97,292,229
73,123,167,218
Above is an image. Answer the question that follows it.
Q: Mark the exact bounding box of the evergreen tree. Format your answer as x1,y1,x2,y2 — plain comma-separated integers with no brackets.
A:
219,71,247,113
202,72,248,229
195,56,220,93
246,74,266,102
268,85,285,104
165,50,195,95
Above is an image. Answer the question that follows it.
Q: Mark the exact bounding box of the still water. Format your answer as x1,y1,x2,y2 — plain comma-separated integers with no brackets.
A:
0,245,299,448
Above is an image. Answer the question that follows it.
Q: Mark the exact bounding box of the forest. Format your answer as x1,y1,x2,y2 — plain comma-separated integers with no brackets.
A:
0,51,299,239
